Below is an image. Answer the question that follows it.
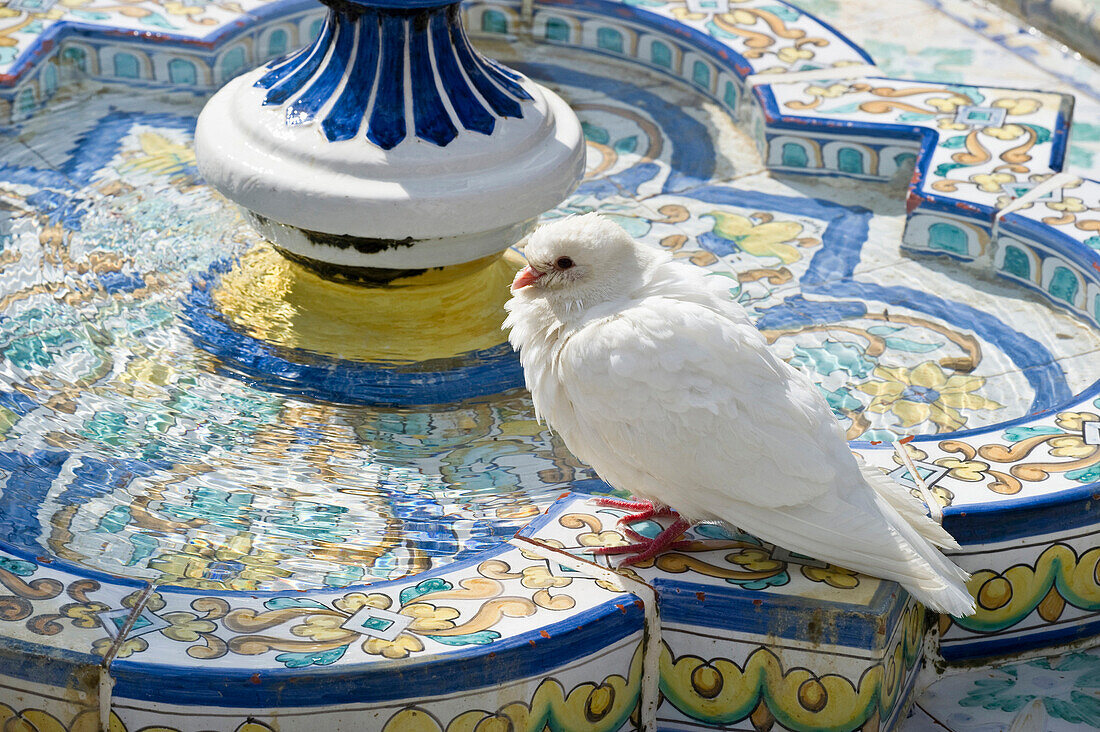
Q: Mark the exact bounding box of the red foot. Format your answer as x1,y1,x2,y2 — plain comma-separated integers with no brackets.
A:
592,496,675,524
591,517,693,566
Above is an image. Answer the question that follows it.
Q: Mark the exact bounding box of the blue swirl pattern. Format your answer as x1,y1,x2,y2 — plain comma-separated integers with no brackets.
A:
254,3,532,149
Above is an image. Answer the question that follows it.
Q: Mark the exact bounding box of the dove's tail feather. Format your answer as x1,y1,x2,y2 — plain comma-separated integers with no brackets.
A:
858,460,961,550
865,490,975,616
723,486,975,617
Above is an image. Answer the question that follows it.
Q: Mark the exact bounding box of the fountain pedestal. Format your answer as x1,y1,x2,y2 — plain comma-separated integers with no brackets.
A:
195,0,584,275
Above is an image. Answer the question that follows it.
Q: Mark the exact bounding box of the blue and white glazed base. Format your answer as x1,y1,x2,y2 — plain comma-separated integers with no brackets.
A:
1,0,1099,731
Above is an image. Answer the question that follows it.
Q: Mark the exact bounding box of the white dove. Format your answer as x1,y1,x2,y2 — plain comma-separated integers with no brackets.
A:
504,213,975,616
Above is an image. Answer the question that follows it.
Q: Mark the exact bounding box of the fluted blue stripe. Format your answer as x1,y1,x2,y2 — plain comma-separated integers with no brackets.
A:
255,3,530,147
285,14,356,125
431,7,494,135
448,11,522,118
410,10,458,146
322,12,381,141
262,19,335,106
254,46,310,90
367,12,407,150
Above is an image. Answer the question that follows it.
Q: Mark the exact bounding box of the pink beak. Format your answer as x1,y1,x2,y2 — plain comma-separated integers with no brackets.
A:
511,265,544,291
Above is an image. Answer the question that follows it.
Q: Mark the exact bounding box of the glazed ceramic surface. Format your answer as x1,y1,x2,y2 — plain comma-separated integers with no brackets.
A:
0,0,1098,730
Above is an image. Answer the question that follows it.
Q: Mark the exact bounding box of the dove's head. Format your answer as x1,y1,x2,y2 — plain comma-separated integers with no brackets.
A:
510,213,662,314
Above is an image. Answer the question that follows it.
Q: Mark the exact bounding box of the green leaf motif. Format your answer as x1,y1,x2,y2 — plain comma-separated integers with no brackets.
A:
613,136,638,154
818,102,864,115
1020,124,1051,145
897,112,937,122
0,556,37,576
581,122,610,145
276,645,349,668
818,385,863,413
1066,465,1100,483
71,10,112,20
399,578,452,606
139,13,179,30
727,571,790,590
1002,426,1062,442
706,20,738,41
867,325,903,336
940,135,968,149
424,631,501,646
934,162,967,177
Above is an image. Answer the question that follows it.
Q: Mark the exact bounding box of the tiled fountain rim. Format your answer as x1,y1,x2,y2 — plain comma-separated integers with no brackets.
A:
1,0,1098,715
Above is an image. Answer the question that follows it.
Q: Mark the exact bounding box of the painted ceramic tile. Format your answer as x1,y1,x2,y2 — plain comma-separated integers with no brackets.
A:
521,494,926,732
107,541,639,678
910,646,1100,732
0,0,281,75
856,388,1100,509
528,0,872,78
107,634,645,731
763,78,1071,209
0,543,148,673
656,617,925,731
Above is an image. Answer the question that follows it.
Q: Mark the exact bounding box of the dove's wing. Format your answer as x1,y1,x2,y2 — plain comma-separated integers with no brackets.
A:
555,295,859,516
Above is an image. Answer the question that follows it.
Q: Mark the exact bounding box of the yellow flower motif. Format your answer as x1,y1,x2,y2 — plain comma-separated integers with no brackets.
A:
517,538,564,561
992,97,1041,116
727,9,757,24
578,530,630,548
802,564,860,589
334,592,391,614
93,636,147,658
402,602,459,632
934,456,989,482
728,547,784,572
777,46,814,63
915,484,955,508
521,564,571,589
670,6,707,21
118,132,196,183
364,634,423,659
982,124,1025,140
704,211,804,264
892,443,928,463
858,361,1003,432
1048,435,1094,459
936,118,968,131
161,611,217,642
129,590,165,611
1048,197,1086,212
597,566,643,592
292,614,350,643
64,601,109,628
805,83,849,98
971,172,1016,193
149,539,292,591
927,95,971,113
1054,411,1099,431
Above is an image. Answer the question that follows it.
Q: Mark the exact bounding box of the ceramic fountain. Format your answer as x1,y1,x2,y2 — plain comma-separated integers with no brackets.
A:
0,1,1097,731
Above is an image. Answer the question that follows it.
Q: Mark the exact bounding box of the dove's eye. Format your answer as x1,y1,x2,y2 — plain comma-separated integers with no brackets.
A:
555,256,575,270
